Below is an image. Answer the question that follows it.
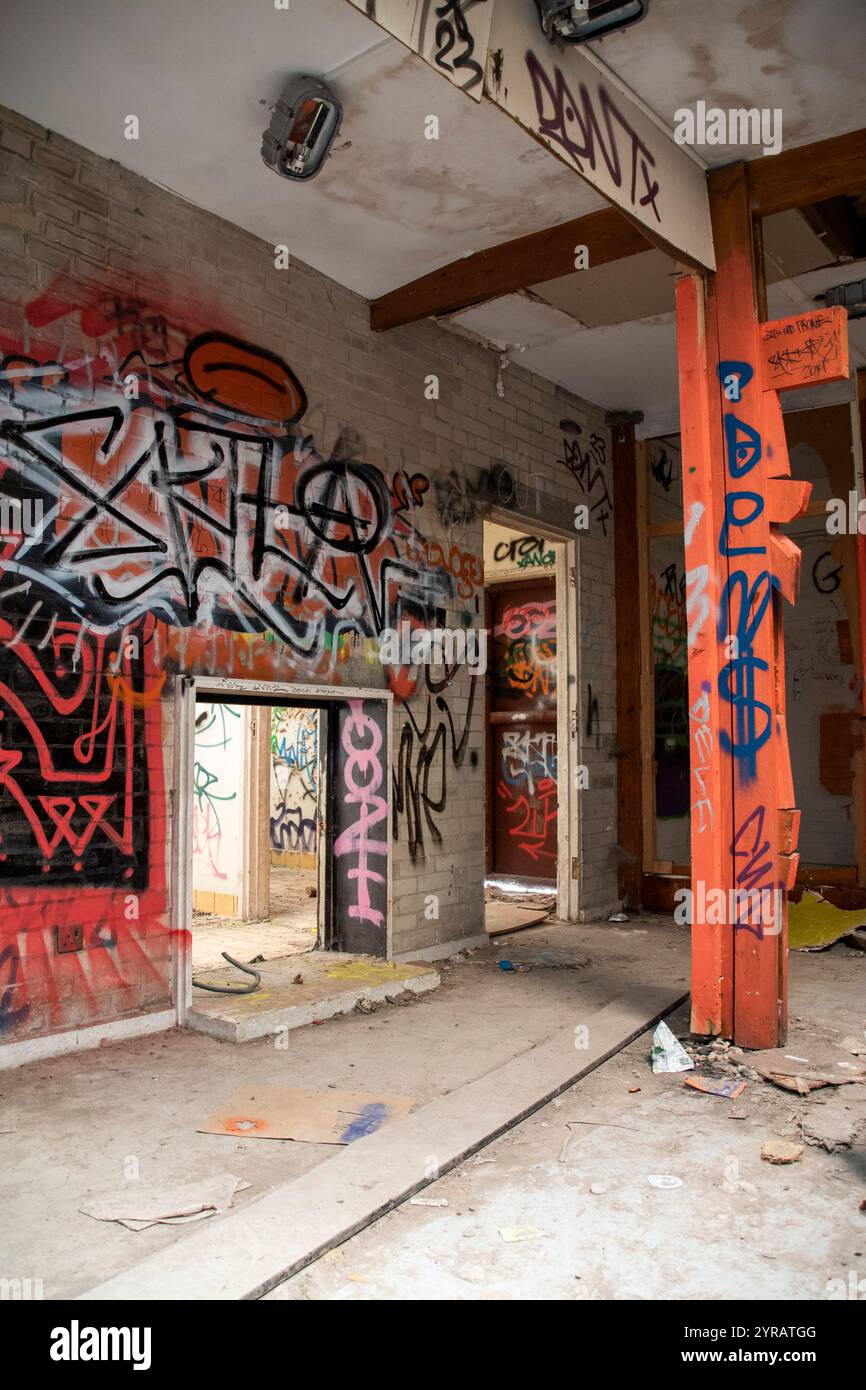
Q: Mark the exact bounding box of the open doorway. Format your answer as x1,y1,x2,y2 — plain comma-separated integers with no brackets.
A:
190,698,323,973
482,520,574,919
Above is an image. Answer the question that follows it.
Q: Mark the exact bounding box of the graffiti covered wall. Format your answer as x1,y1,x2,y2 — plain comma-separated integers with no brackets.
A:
0,103,617,1042
270,707,318,866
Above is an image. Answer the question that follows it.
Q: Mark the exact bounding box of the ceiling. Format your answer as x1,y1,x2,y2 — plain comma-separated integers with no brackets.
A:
452,237,866,438
1,0,864,433
589,0,866,162
0,0,607,299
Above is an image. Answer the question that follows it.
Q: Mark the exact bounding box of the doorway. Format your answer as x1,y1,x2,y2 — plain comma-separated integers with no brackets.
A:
190,698,323,972
172,679,394,1025
482,519,578,914
487,576,558,886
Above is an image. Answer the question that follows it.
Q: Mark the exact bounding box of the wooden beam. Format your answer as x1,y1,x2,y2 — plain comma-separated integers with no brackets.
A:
674,270,734,1039
371,207,650,332
748,128,866,218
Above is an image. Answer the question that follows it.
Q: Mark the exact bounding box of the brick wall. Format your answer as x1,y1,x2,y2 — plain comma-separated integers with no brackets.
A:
0,103,620,1044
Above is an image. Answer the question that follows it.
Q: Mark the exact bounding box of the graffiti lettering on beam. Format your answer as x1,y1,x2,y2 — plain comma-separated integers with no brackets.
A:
525,51,660,222
0,326,451,672
346,0,492,99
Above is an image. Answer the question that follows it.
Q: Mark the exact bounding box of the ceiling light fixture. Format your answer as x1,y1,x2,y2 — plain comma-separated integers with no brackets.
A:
261,75,343,181
821,278,866,320
535,0,649,45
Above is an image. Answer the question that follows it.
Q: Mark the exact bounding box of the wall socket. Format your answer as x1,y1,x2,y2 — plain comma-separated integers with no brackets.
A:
55,924,84,954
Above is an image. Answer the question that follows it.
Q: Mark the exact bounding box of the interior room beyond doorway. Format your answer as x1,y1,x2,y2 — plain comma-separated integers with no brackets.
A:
191,700,320,972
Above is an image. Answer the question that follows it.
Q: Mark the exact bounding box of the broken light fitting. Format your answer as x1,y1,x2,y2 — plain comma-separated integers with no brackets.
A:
535,0,649,44
261,75,343,181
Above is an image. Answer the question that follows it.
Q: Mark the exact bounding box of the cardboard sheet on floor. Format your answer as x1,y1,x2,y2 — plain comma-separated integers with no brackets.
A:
198,1087,416,1144
485,903,550,936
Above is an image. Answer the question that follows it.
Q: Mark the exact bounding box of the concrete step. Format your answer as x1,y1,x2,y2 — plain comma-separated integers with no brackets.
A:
187,952,440,1042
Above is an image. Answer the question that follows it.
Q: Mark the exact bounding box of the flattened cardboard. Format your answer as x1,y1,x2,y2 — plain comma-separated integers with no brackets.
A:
199,1087,416,1145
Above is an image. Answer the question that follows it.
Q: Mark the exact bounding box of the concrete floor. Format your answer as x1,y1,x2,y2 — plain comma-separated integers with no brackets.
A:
1,917,863,1300
191,867,318,970
266,943,866,1302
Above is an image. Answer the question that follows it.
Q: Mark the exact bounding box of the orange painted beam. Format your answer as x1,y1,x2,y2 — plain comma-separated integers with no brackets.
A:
675,163,847,1048
674,272,733,1038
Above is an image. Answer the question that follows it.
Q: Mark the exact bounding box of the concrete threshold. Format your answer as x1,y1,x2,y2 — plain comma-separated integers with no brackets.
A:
82,984,686,1300
187,952,440,1042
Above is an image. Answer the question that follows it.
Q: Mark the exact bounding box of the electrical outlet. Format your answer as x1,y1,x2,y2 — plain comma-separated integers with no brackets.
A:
55,924,84,954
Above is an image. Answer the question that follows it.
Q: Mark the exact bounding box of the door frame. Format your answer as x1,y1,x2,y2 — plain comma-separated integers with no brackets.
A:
484,512,581,921
171,675,393,1023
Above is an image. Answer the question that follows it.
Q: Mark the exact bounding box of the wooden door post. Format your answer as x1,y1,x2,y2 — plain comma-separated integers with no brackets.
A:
676,163,849,1047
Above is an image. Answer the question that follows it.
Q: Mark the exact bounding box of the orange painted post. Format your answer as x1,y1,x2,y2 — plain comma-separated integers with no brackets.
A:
856,370,866,884
676,165,848,1047
675,272,733,1038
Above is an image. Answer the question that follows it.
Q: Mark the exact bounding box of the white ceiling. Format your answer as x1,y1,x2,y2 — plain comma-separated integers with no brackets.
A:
588,0,866,162
1,0,864,435
0,0,606,299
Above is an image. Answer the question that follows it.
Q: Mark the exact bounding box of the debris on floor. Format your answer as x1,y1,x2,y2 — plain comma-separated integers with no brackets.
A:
498,1224,548,1243
800,1092,866,1152
750,1043,866,1094
80,1174,250,1231
198,1087,416,1144
650,1019,694,1073
646,1174,683,1189
761,1139,804,1165
789,891,866,951
683,1075,747,1100
484,902,551,936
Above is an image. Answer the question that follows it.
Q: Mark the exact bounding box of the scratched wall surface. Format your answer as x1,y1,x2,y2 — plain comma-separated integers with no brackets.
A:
0,103,616,1041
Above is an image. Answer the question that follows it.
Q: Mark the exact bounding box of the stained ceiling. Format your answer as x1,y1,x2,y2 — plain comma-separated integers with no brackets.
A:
0,0,864,434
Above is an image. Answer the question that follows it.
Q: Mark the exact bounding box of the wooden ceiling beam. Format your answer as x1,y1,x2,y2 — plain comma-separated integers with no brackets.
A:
747,128,866,219
371,128,866,333
370,206,650,333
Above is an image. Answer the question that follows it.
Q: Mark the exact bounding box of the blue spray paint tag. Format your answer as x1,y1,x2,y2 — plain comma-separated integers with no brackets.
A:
339,1102,390,1144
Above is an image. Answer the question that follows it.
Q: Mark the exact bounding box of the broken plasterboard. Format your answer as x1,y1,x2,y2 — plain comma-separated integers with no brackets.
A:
198,1087,416,1145
750,1043,866,1094
789,891,866,951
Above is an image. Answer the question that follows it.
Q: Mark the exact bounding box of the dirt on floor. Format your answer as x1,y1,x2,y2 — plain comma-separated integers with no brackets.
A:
1,916,864,1301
